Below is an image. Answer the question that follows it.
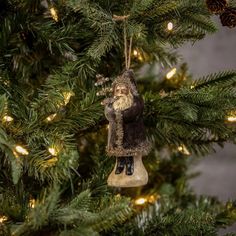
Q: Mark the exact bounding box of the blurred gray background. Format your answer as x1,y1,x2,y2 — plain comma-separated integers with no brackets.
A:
179,17,236,234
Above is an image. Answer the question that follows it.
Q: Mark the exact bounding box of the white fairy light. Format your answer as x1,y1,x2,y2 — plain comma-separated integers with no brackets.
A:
50,7,59,22
29,199,36,208
166,68,177,79
167,22,174,31
133,49,138,56
178,145,190,155
2,115,13,122
227,116,236,122
15,145,29,155
48,146,58,156
134,197,147,205
0,216,8,223
63,91,74,105
46,113,57,122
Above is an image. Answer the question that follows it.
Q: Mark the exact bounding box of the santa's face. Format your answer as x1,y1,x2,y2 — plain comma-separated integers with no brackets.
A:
114,84,129,97
113,84,133,111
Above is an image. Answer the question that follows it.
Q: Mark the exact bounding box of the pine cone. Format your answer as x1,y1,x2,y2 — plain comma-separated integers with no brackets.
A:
220,7,236,28
206,0,227,14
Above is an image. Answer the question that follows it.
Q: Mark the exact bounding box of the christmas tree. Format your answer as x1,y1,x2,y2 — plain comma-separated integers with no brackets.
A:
1,0,236,235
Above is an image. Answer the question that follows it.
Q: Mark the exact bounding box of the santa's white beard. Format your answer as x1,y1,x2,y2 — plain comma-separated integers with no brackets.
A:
113,94,133,111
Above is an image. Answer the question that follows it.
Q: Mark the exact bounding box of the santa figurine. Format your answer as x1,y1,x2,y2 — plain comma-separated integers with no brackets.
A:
104,70,151,187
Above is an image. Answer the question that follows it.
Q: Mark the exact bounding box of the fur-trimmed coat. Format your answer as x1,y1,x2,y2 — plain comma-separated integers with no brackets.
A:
105,96,151,157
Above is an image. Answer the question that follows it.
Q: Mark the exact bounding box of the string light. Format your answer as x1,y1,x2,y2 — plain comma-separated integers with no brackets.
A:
63,91,74,105
50,7,59,22
132,49,143,61
166,68,177,79
178,145,190,155
48,146,58,156
46,113,57,122
0,216,8,223
134,197,147,205
15,145,29,156
134,194,160,206
148,195,156,204
44,91,74,122
226,111,236,122
133,49,138,56
227,116,236,122
190,85,195,89
2,115,13,122
29,199,36,208
167,22,174,31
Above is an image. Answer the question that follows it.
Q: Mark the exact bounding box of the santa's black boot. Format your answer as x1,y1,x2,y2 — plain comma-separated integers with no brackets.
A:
115,157,126,174
125,156,134,175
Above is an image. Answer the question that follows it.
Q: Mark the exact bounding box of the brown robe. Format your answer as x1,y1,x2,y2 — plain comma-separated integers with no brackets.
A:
105,96,151,157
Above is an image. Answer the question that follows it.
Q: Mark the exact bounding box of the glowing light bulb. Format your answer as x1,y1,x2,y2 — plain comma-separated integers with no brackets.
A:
190,85,195,89
15,145,29,155
167,22,174,31
227,116,236,122
46,113,57,122
134,197,147,205
178,145,190,155
166,68,177,79
3,115,13,122
29,199,36,208
63,91,74,105
148,195,156,203
48,147,58,156
133,49,138,56
0,216,8,223
50,7,59,22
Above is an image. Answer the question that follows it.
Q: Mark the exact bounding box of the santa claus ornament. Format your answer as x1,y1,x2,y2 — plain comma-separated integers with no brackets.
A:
95,17,151,187
96,69,151,187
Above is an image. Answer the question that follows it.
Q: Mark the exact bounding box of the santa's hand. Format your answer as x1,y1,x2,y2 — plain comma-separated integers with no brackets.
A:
101,98,113,106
